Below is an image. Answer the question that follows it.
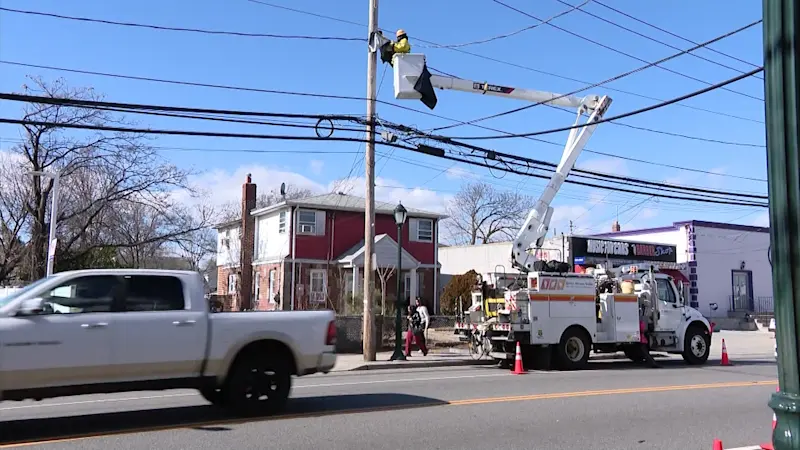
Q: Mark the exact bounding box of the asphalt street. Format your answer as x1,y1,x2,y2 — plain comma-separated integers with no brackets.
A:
0,357,778,450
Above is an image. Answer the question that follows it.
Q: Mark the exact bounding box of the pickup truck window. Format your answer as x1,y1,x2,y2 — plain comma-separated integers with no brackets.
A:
42,275,122,314
123,275,186,311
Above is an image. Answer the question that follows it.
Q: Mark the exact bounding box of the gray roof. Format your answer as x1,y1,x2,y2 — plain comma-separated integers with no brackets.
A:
337,234,421,268
251,193,446,219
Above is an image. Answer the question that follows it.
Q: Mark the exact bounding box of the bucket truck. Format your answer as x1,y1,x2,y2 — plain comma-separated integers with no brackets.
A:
391,52,712,370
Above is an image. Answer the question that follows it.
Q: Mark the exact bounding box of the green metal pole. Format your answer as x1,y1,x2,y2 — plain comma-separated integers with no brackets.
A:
390,222,406,361
764,1,800,447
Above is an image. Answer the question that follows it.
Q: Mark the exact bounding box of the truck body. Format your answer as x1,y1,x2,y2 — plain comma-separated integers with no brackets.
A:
483,265,712,369
0,269,337,415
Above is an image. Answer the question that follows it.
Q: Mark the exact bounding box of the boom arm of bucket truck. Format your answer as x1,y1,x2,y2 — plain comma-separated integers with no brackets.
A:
391,53,613,273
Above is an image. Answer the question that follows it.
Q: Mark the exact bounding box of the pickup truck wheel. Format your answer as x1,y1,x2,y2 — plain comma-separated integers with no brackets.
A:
225,354,292,416
200,387,227,406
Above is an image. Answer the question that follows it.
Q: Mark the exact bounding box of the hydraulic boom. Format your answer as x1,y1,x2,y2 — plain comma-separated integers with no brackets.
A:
391,52,612,274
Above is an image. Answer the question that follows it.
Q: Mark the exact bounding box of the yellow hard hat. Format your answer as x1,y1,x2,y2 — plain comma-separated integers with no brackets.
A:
396,29,406,38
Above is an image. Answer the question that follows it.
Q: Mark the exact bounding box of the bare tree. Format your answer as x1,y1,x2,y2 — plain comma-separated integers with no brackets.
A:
375,265,396,315
7,76,211,279
0,153,29,284
444,181,534,245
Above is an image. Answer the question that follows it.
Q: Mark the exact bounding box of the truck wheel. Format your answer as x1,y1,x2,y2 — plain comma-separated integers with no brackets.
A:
623,345,646,363
199,387,227,406
224,353,292,416
556,328,590,370
682,324,710,365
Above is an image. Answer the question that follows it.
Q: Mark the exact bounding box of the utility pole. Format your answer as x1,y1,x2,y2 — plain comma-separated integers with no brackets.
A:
362,0,379,361
763,1,800,448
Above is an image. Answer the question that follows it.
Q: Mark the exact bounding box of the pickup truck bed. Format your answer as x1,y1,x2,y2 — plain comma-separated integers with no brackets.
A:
0,269,337,416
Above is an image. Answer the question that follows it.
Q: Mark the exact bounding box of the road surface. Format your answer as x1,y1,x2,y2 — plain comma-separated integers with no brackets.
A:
0,357,777,449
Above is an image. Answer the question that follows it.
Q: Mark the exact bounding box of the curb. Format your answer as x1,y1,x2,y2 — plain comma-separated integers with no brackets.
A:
347,359,497,371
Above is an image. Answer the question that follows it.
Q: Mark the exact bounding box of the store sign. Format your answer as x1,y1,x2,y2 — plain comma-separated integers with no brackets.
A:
571,236,677,263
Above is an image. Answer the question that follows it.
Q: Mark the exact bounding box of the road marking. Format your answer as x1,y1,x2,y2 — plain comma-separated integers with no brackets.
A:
0,373,508,411
0,379,777,448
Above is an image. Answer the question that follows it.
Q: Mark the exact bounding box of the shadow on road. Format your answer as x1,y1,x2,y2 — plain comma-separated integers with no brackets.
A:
0,393,447,446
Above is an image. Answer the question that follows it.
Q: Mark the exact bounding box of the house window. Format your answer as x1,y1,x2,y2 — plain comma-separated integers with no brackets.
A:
402,272,412,304
279,211,287,234
268,269,277,303
416,219,433,242
253,271,261,306
298,210,317,235
228,273,236,294
309,269,327,304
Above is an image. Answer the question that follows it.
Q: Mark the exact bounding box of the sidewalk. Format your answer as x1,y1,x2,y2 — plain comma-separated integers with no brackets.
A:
332,350,495,372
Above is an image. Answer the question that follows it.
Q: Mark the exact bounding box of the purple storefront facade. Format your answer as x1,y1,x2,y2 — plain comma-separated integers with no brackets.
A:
591,220,773,318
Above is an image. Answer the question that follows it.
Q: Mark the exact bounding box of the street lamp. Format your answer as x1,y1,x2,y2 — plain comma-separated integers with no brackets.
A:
29,170,60,277
389,201,408,361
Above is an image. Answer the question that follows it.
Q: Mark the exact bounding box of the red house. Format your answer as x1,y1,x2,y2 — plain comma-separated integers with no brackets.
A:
215,176,446,313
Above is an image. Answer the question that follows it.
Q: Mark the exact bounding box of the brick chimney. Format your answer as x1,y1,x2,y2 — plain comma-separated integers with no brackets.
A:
239,174,257,310
611,220,621,232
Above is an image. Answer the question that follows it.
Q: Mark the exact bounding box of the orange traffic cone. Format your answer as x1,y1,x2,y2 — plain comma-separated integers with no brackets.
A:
512,341,525,375
720,339,731,366
759,386,779,450
712,438,723,450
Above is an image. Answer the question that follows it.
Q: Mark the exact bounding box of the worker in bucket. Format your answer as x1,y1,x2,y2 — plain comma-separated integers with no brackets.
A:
380,29,411,65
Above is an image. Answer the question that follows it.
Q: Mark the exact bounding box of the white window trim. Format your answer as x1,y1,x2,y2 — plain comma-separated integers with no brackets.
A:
416,218,434,242
278,210,287,234
297,209,317,235
309,269,327,304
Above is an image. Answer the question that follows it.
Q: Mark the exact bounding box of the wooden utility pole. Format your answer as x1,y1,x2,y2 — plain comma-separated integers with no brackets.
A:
362,0,379,361
763,0,800,447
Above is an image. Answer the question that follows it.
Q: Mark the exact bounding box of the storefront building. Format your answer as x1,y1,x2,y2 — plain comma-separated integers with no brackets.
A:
591,220,773,318
568,235,689,296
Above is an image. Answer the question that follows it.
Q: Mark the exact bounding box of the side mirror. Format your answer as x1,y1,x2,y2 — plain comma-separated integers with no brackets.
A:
16,298,45,316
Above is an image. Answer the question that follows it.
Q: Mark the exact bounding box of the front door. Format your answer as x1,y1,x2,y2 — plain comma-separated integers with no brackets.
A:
112,274,207,381
0,275,120,390
731,270,753,311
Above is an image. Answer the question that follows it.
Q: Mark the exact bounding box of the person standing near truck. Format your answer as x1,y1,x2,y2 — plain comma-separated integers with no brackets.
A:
405,305,429,356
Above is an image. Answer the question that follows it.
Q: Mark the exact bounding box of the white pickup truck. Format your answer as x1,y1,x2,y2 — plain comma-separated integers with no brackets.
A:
0,269,337,416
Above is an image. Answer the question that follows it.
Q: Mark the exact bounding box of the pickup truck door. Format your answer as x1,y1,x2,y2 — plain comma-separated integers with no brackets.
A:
111,274,207,381
0,275,121,391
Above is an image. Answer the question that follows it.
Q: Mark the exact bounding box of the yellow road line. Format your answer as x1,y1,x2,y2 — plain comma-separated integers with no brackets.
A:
0,379,777,448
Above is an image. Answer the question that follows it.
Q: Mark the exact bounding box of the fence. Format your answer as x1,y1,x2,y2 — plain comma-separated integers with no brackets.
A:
334,315,459,354
728,295,774,314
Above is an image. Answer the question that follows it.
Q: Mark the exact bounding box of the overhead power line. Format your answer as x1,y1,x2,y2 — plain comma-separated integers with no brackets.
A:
491,0,763,101
0,115,766,208
0,6,363,41
591,0,762,70
432,18,763,132
2,59,766,181
441,67,763,140
0,90,766,200
243,0,763,125
554,0,764,80
422,0,590,49
0,135,362,155
0,89,767,199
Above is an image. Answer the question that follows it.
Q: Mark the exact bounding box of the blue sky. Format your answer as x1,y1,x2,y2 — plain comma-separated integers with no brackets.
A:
0,0,768,237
